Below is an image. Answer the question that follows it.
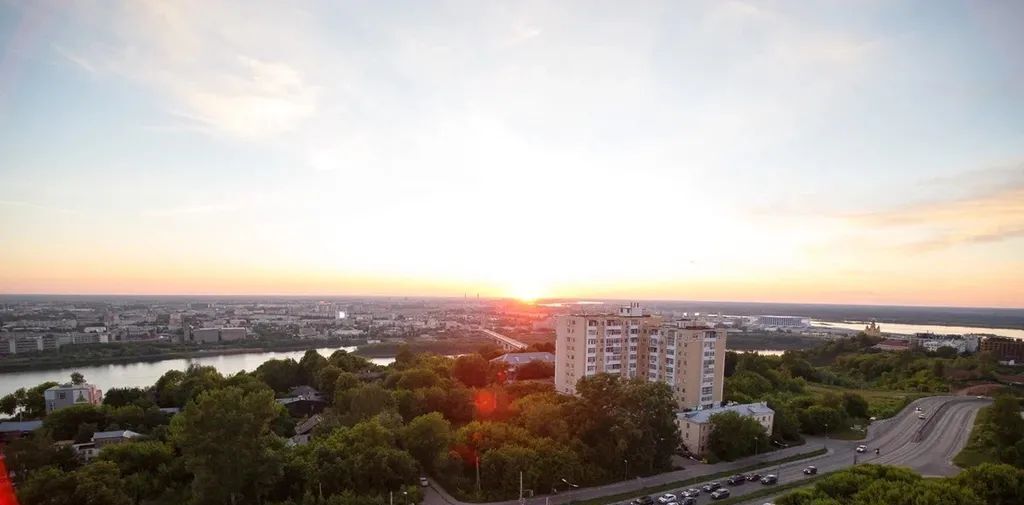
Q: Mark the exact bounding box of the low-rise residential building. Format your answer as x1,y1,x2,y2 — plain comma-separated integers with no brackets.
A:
44,383,103,413
980,337,1024,364
676,402,775,457
873,339,911,352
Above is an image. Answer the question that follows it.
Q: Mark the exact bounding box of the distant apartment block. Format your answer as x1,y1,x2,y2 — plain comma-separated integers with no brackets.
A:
676,402,774,456
44,383,103,413
980,337,1024,364
555,303,726,410
186,326,247,343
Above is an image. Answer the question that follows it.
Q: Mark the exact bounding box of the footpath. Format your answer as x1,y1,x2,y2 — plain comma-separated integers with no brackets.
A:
423,437,828,505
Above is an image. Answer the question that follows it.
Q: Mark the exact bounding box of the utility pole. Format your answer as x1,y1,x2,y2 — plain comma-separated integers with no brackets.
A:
519,471,524,505
476,457,481,493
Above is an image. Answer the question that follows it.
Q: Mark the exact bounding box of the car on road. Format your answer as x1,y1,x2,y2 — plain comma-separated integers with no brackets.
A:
681,488,700,498
701,482,722,493
679,498,697,505
419,477,429,487
710,489,731,500
856,445,867,453
803,466,818,475
918,413,926,420
915,406,922,412
632,496,654,505
657,493,676,503
726,474,746,486
760,474,778,485
976,395,984,399
746,473,762,481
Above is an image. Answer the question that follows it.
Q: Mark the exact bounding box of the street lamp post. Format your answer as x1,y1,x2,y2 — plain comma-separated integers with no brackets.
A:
623,459,629,480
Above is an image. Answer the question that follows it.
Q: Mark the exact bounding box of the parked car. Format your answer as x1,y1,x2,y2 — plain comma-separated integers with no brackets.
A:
658,493,676,503
760,474,778,485
633,496,654,505
746,473,762,482
701,482,722,493
856,445,867,453
803,466,818,475
727,475,746,486
918,413,926,420
679,498,697,505
710,489,731,500
419,477,429,487
681,488,700,498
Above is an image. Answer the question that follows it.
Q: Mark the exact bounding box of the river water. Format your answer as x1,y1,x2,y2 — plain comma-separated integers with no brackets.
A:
811,320,1024,339
0,347,396,398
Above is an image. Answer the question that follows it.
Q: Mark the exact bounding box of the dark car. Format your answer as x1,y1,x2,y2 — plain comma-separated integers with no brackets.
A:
760,474,778,485
710,489,731,500
803,466,818,475
726,475,746,486
701,482,722,493
679,498,696,505
746,473,762,482
631,497,654,505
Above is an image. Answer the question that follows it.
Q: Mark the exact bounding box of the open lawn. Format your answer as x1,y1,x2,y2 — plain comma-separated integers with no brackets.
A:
805,383,924,419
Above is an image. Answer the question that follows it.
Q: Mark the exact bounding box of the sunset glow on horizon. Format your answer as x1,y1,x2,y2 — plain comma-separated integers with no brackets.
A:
1,1,1023,308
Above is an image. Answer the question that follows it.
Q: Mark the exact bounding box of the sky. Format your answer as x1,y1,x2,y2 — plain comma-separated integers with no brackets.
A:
0,1,1022,308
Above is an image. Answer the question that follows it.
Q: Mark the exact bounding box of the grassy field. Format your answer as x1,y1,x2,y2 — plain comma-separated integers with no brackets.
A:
953,406,1001,468
568,448,827,505
805,383,924,419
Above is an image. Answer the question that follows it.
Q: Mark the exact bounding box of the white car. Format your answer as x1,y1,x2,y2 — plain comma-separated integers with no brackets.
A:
681,489,700,498
419,477,429,487
658,494,676,504
856,445,867,453
918,413,926,420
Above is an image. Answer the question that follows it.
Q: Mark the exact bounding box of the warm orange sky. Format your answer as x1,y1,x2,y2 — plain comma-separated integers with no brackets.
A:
1,1,1023,308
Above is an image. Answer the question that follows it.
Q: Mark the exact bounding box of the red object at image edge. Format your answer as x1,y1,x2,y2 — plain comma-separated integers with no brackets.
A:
0,454,18,505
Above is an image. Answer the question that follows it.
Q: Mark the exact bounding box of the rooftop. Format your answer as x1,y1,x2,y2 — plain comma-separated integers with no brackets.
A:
92,430,142,440
490,352,555,365
0,420,43,433
677,402,774,424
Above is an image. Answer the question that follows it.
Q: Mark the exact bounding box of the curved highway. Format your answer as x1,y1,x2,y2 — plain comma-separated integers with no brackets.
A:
733,395,989,504
424,396,988,505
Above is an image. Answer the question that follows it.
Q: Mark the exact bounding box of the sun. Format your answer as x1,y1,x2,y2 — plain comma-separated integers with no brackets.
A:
507,282,544,303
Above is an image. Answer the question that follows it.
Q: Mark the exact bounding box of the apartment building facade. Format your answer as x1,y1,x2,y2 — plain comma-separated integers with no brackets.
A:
44,382,103,413
555,303,726,409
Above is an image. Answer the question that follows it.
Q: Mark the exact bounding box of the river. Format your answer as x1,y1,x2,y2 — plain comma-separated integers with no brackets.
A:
0,347,395,398
810,320,1024,339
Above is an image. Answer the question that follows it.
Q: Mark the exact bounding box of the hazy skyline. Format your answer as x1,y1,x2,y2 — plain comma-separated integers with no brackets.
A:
1,1,1022,307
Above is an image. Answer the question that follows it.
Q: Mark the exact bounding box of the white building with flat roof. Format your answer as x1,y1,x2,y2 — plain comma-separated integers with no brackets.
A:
676,402,774,457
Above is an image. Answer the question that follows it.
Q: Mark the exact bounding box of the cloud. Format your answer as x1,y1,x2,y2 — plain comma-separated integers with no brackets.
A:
56,0,320,139
849,183,1024,252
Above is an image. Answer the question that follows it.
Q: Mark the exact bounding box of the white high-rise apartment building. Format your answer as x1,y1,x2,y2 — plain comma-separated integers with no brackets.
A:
555,303,726,410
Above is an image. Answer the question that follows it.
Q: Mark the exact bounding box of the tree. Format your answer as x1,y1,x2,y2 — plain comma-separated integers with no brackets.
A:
299,349,328,384
17,461,132,505
842,392,870,419
0,392,18,415
171,386,286,505
255,358,303,393
44,404,107,441
98,440,176,504
800,405,846,435
103,387,150,408
401,412,452,471
707,411,769,461
954,463,1024,505
339,384,397,423
771,402,802,441
989,395,1024,448
452,354,491,388
70,372,86,385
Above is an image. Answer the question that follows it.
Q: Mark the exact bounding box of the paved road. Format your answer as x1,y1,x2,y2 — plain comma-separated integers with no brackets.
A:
425,396,988,505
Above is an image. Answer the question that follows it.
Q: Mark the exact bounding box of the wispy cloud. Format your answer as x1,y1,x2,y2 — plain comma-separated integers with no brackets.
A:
0,199,77,214
849,184,1024,252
